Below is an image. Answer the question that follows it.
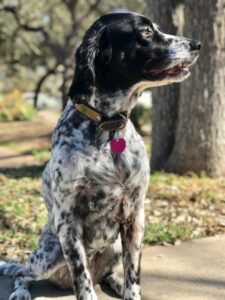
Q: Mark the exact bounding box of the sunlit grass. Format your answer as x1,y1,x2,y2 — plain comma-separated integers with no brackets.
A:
150,171,225,202
0,171,46,261
0,141,51,163
144,223,193,245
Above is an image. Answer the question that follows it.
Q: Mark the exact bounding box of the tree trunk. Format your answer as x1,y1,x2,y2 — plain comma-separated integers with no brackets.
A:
147,1,182,171
166,0,225,177
148,0,225,177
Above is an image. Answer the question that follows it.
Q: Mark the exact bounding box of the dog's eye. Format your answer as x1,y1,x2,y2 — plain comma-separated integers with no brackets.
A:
140,26,153,38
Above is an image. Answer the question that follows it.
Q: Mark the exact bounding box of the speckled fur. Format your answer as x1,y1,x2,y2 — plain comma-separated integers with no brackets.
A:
0,12,200,300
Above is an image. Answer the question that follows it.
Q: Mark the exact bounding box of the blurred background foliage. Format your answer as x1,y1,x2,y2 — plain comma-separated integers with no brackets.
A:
0,0,149,130
0,90,36,121
0,0,146,108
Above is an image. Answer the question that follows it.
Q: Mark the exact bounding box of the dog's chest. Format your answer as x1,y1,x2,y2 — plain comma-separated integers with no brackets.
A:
76,186,136,252
71,149,147,251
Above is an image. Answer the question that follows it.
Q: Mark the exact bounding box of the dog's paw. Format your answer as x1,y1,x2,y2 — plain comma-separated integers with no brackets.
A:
9,289,31,300
79,288,98,300
124,284,141,300
103,273,124,297
0,262,23,277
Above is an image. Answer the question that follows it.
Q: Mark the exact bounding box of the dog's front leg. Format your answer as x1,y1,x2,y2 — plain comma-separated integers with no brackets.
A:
120,204,145,300
54,206,97,300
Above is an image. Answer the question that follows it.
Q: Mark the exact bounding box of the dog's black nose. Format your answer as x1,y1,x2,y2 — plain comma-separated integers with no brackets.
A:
189,40,201,51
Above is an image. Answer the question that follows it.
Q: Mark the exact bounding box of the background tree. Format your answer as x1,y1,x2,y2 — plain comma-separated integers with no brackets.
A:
148,0,225,177
147,0,181,171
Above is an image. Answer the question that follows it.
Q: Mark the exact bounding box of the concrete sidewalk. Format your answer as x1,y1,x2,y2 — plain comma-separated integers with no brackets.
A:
1,235,225,300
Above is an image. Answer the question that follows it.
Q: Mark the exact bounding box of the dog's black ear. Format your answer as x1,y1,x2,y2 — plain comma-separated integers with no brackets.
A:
95,28,112,70
68,25,111,104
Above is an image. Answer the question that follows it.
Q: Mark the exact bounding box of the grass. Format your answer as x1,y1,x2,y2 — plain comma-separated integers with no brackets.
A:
0,168,46,261
144,223,193,245
32,150,51,162
145,171,225,245
150,171,225,202
1,141,51,163
0,142,23,151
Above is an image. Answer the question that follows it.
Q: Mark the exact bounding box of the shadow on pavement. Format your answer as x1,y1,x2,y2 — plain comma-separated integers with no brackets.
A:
144,271,225,287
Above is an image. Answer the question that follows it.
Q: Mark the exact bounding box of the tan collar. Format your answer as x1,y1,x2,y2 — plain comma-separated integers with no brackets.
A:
75,103,102,122
75,102,128,131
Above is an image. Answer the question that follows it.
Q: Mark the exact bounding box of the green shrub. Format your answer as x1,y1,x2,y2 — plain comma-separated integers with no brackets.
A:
0,90,36,122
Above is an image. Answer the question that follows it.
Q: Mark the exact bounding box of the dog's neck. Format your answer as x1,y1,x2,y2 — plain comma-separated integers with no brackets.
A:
68,82,150,147
87,85,144,118
89,80,154,117
69,88,138,147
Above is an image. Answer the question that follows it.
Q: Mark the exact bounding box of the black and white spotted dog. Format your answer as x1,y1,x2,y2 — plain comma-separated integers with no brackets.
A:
0,12,200,300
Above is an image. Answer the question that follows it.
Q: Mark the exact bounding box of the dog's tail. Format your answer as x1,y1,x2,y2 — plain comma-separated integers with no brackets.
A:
0,261,23,277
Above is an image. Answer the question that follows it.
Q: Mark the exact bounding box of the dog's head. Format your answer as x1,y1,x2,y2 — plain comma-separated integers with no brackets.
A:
69,12,200,107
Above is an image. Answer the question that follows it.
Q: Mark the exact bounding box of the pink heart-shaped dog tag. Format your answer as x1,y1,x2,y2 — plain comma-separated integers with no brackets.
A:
110,138,126,154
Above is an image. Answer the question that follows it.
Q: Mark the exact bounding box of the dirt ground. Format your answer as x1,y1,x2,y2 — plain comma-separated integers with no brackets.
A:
0,110,59,168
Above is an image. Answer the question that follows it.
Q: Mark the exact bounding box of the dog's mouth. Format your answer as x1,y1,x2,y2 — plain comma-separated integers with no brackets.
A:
164,62,190,77
148,62,191,78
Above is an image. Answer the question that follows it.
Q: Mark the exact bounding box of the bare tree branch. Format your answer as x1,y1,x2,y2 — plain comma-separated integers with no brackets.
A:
60,0,79,22
0,5,66,63
34,65,58,108
0,6,46,32
77,0,102,24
